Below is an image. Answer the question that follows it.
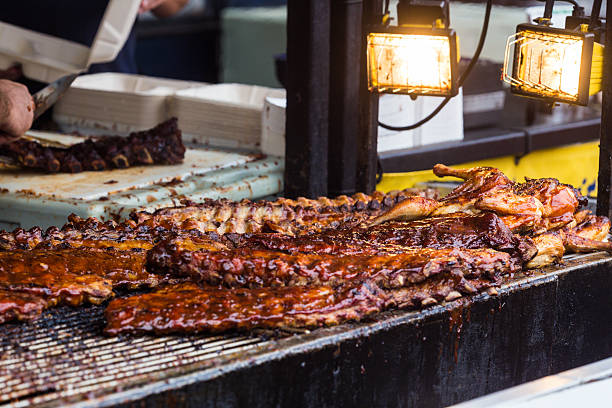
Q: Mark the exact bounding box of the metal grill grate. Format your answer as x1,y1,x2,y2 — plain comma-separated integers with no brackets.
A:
0,305,276,408
0,251,607,408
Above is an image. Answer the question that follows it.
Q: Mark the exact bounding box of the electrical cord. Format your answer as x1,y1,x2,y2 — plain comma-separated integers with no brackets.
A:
378,0,493,132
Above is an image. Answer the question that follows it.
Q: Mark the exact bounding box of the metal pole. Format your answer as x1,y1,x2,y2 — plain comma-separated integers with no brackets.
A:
596,0,612,216
356,0,382,193
543,0,555,19
328,0,363,196
284,0,330,198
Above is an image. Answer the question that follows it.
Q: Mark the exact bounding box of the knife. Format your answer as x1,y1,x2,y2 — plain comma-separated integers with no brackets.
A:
32,73,79,120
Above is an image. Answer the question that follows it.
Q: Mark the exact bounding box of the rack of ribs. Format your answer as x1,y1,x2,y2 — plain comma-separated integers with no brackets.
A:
0,118,185,173
0,290,49,324
240,213,536,267
104,266,502,336
130,191,439,235
104,282,387,335
148,237,515,290
0,248,158,323
3,162,611,336
0,192,439,251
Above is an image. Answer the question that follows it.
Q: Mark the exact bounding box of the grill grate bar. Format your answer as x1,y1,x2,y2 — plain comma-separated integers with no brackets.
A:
0,335,261,386
1,337,265,405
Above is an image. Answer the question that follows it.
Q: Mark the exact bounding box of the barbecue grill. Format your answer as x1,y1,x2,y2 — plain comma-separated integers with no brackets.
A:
2,251,610,408
2,0,611,407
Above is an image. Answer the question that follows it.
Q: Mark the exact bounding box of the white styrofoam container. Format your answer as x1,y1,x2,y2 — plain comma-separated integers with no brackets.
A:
54,73,200,135
170,83,286,149
0,0,140,82
261,96,286,157
258,90,463,156
377,89,464,152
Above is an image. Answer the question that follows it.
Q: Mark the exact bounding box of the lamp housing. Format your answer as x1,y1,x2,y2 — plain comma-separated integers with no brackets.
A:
503,23,603,106
367,26,459,97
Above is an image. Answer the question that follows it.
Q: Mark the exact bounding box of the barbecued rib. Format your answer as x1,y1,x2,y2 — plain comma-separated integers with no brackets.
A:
386,270,497,308
241,213,537,268
0,215,227,252
0,290,49,324
147,241,515,289
0,248,157,307
104,271,501,336
348,212,535,264
104,282,387,335
0,118,185,173
131,191,438,235
0,191,439,251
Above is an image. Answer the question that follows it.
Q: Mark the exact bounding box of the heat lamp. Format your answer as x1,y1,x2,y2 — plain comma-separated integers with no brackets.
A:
367,0,459,97
502,0,605,106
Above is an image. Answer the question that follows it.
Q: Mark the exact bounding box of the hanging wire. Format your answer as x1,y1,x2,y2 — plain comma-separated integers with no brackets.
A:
378,0,493,132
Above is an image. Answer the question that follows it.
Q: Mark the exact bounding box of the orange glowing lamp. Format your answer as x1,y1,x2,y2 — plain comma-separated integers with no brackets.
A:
367,26,459,97
503,23,604,105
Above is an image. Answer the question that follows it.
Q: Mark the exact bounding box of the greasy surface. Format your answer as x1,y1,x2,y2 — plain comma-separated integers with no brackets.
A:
0,248,157,312
104,282,387,335
147,244,514,289
0,290,48,324
0,118,185,173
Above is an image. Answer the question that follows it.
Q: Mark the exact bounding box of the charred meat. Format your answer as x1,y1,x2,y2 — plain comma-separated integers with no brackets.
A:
0,118,185,173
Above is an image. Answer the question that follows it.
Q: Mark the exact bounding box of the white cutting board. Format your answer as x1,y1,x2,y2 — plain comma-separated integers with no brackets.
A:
0,148,253,201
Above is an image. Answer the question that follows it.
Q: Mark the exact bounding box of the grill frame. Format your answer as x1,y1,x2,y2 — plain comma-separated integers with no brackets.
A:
1,252,611,408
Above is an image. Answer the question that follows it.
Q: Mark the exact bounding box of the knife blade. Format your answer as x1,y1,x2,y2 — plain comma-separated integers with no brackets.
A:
32,73,78,120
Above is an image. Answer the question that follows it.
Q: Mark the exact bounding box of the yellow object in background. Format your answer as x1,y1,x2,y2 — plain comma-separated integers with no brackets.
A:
377,141,599,197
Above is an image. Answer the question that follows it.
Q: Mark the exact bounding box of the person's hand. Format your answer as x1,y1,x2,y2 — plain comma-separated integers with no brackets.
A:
140,0,188,17
0,79,34,141
139,0,166,13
